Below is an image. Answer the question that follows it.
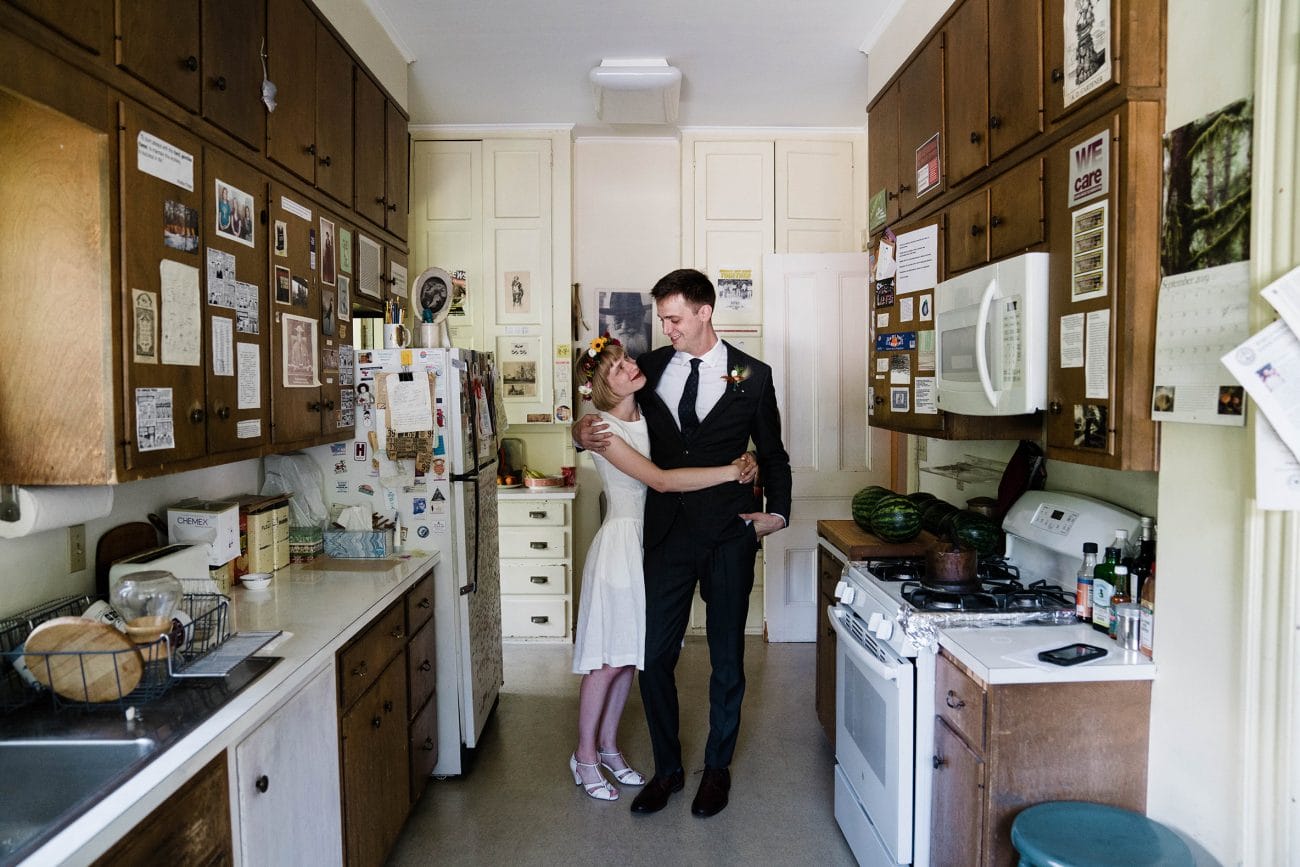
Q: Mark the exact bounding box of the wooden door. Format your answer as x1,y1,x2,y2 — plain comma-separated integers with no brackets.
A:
385,99,410,239
946,188,989,274
120,103,208,469
775,139,855,254
867,83,900,231
9,0,112,56
943,0,989,187
353,71,387,227
203,148,268,454
896,35,944,216
201,0,265,150
268,182,322,444
762,252,891,642
814,545,839,744
236,664,342,866
340,659,409,867
314,23,354,205
266,0,316,182
930,717,985,866
987,0,1043,160
988,156,1045,260
116,1,201,111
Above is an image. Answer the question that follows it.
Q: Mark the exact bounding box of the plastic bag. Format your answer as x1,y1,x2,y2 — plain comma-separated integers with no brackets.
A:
262,453,328,527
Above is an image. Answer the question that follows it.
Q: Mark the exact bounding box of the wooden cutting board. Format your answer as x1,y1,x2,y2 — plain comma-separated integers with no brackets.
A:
24,617,144,702
817,519,937,559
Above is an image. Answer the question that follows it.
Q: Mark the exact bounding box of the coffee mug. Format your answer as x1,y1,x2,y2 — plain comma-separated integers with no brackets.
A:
383,323,410,349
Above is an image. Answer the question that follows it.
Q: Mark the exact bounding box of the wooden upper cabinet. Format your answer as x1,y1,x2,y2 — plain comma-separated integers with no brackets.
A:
314,23,354,205
268,182,323,445
867,82,901,230
119,103,208,470
9,0,113,56
354,70,387,227
1043,0,1165,123
1043,103,1162,471
896,34,944,216
116,1,201,112
987,0,1043,160
203,148,268,454
385,100,409,239
943,0,989,187
987,157,1044,258
201,0,266,150
945,188,989,274
266,0,317,182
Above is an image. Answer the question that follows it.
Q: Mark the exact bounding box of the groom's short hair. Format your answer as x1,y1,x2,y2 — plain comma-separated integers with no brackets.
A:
652,268,715,311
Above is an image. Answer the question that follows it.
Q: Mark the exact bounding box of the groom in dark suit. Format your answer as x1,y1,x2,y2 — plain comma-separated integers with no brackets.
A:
576,268,792,817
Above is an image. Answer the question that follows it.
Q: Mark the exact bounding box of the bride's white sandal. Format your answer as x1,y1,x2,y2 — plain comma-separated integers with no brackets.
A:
570,754,618,801
597,750,646,786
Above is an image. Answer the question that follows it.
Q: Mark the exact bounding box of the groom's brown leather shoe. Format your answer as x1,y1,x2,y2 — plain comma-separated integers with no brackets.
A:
629,769,685,814
691,767,731,817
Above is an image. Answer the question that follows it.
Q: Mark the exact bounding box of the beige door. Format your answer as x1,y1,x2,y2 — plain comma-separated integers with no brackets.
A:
775,139,857,254
411,140,483,347
762,252,891,642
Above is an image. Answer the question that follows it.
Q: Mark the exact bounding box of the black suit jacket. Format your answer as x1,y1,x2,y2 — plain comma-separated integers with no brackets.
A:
635,342,792,551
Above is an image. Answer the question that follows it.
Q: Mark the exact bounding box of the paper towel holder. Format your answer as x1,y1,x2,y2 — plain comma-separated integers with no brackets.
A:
1,485,19,522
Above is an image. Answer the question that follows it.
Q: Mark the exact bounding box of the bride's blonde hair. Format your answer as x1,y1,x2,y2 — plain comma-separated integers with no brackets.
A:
587,343,627,412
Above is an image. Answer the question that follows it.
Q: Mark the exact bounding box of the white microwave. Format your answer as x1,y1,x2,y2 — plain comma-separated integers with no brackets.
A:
934,253,1049,416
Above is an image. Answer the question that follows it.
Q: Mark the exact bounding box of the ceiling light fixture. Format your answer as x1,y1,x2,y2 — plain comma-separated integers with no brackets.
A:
589,59,682,125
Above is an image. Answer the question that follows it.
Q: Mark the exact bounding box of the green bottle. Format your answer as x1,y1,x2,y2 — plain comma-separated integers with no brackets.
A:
1091,542,1121,633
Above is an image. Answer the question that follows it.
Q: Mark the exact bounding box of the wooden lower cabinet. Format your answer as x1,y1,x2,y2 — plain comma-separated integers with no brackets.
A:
94,751,232,866
929,651,1151,865
814,542,841,746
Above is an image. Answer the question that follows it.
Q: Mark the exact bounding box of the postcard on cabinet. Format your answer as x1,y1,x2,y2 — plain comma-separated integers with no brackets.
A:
132,289,158,365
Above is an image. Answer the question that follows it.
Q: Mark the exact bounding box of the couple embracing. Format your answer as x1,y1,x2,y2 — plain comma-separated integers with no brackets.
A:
568,268,792,818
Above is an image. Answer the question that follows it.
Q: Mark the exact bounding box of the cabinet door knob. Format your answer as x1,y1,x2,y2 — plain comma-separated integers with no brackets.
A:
383,699,394,713
873,394,885,406
422,737,435,751
969,130,981,144
214,75,227,91
184,55,198,72
990,215,1003,228
308,401,321,412
388,203,398,212
320,154,332,167
886,189,898,201
989,115,1003,129
189,408,206,424
898,183,912,193
529,576,549,584
325,399,336,411
255,774,269,793
969,224,984,237
305,143,317,156
932,755,947,770
352,661,368,678
216,406,231,420
375,195,387,205
945,689,965,709
419,659,432,672
1051,68,1064,83
372,715,382,729
1049,401,1063,414
418,597,431,609
530,615,549,624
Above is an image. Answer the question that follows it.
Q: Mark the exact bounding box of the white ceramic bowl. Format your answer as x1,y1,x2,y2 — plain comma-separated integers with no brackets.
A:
241,572,273,591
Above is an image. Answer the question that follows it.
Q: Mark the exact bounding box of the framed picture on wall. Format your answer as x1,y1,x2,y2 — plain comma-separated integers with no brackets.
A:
711,267,761,326
498,270,540,324
497,336,540,400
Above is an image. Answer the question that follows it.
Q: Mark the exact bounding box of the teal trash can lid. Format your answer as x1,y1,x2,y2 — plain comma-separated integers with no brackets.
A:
1010,801,1195,867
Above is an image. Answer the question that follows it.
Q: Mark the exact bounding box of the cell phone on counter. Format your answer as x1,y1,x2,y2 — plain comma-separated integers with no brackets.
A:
1037,643,1108,666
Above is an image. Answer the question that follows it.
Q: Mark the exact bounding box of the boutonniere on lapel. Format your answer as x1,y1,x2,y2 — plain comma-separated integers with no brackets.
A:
721,365,749,393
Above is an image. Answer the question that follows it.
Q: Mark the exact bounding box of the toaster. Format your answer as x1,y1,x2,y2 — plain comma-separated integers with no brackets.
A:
108,542,218,596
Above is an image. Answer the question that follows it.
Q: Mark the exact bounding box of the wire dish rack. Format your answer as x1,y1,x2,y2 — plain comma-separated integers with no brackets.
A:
0,593,232,711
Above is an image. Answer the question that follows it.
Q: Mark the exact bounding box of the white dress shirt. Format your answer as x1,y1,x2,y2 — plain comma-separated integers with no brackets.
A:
656,338,729,431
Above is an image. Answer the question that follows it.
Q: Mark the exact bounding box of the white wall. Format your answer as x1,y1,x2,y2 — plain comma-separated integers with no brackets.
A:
315,0,410,109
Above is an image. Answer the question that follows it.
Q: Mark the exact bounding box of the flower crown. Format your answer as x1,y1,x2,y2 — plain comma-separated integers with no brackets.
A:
576,333,622,399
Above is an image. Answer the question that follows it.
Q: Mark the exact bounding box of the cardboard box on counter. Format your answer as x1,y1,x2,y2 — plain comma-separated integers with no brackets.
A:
167,499,240,566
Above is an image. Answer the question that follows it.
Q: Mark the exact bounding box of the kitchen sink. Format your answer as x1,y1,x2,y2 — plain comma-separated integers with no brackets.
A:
0,737,158,860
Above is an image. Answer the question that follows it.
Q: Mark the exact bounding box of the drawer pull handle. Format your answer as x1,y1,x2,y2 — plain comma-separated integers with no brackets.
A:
529,576,549,584
417,597,431,609
255,774,269,793
990,215,1003,228
530,541,549,550
391,627,405,639
530,615,549,624
989,114,1003,129
933,755,946,770
184,55,198,72
945,690,965,710
352,661,369,678
372,715,382,730
969,130,981,144
383,699,394,713
969,224,984,237
214,75,228,91
419,659,432,672
529,511,548,519
422,737,435,751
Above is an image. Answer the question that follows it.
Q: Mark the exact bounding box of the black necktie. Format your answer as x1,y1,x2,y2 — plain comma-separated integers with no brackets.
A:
679,358,701,439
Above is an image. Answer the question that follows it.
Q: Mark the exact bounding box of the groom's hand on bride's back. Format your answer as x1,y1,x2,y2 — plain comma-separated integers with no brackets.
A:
572,413,612,452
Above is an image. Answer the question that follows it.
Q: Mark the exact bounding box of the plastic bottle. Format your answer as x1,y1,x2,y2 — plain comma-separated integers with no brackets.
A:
1108,565,1131,640
1075,542,1098,622
1091,541,1121,633
1138,563,1157,658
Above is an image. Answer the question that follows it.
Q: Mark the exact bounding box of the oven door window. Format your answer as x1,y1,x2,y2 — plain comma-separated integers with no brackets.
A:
833,611,915,864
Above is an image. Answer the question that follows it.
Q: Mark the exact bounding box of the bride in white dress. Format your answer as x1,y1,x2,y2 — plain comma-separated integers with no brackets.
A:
568,336,755,801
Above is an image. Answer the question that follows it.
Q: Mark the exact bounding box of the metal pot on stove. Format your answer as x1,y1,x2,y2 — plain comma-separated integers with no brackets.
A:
925,539,978,586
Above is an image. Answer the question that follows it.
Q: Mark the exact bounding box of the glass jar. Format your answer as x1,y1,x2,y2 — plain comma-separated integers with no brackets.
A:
110,570,184,644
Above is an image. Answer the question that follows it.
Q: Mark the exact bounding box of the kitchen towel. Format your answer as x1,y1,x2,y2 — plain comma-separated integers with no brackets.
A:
0,485,114,539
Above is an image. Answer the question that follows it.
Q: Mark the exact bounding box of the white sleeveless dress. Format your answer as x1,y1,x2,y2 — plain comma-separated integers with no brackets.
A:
571,412,648,674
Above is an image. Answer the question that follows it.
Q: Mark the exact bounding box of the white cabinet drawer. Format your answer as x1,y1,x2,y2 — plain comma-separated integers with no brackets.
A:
498,500,568,526
501,597,569,638
499,527,568,559
500,561,569,595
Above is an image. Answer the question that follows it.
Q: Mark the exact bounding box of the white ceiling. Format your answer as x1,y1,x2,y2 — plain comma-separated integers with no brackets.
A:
369,0,895,134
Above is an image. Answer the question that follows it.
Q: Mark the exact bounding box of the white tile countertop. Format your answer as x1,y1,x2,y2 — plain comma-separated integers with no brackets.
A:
938,622,1156,685
19,549,438,867
496,484,577,500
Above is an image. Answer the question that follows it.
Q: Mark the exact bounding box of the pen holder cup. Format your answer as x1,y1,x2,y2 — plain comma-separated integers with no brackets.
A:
383,323,411,349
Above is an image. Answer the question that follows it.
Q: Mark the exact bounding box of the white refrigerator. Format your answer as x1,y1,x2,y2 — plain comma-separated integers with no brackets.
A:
343,346,503,776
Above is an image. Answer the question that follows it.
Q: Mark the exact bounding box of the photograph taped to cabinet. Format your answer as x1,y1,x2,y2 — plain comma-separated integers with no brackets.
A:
133,289,159,365
214,179,254,248
1063,0,1112,107
163,200,199,253
320,217,336,286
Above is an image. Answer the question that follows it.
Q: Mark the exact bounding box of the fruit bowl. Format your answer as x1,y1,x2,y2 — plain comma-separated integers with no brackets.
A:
522,475,564,488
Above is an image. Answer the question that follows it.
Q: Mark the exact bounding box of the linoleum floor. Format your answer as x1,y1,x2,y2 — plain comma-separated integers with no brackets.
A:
387,637,856,866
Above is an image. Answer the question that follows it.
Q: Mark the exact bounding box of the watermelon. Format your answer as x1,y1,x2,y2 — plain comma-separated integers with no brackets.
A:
906,491,938,507
868,495,923,543
920,500,959,535
950,511,1001,555
851,486,894,531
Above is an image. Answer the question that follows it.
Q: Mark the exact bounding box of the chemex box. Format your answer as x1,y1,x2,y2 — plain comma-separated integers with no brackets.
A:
167,499,240,566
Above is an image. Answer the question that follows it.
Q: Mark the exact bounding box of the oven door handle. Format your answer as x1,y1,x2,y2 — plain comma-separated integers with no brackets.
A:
828,607,902,683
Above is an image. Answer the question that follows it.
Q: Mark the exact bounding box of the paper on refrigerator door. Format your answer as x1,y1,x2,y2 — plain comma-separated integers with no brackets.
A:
1224,319,1300,461
1256,415,1300,510
385,372,433,433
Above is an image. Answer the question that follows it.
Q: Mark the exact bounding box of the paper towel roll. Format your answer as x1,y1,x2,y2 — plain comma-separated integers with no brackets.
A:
0,485,115,539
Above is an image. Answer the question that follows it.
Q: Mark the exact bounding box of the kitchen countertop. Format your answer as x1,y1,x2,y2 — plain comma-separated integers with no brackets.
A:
496,484,577,500
15,550,438,866
938,622,1155,686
